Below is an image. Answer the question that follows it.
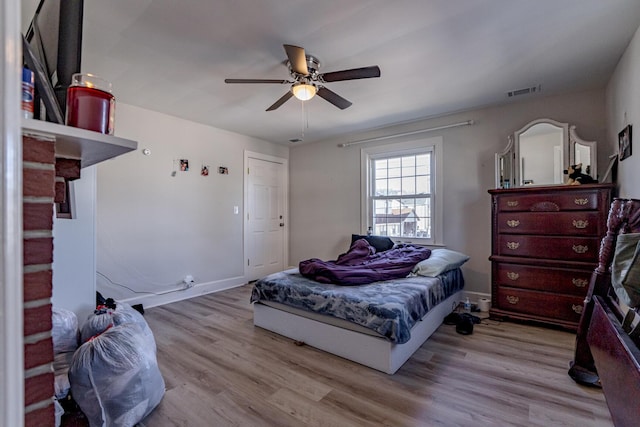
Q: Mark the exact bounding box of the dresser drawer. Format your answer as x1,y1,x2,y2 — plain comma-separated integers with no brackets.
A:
495,263,591,295
497,192,599,212
496,287,584,323
496,211,601,235
497,235,599,261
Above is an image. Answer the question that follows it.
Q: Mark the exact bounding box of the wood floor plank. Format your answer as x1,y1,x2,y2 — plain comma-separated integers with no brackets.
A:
266,387,379,427
139,284,614,426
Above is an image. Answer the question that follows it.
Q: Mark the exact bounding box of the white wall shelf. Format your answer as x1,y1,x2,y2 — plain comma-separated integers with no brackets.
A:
22,118,137,168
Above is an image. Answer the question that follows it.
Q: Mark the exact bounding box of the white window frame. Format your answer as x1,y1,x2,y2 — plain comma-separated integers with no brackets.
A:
361,136,444,246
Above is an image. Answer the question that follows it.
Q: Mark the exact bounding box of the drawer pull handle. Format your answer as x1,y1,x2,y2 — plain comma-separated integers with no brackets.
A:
572,219,589,229
572,304,583,314
507,219,520,228
507,201,519,207
572,244,588,254
506,272,519,281
574,198,589,206
506,295,519,305
572,278,588,288
506,242,520,250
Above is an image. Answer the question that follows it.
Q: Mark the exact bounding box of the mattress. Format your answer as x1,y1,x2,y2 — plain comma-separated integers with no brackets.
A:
257,300,384,337
250,268,464,344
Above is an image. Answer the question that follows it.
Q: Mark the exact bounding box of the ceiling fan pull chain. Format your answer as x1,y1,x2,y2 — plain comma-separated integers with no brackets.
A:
300,99,305,141
305,100,310,130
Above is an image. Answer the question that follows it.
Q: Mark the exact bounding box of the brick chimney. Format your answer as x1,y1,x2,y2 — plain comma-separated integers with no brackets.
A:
23,133,56,426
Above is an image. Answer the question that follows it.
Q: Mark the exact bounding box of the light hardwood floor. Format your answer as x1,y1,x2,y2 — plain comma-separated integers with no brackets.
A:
140,284,613,427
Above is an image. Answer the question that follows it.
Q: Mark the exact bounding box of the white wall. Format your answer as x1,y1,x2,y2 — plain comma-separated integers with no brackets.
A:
289,89,607,295
52,166,97,322
96,104,288,306
607,24,640,198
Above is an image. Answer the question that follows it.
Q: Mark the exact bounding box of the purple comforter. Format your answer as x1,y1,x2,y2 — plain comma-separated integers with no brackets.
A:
299,239,432,285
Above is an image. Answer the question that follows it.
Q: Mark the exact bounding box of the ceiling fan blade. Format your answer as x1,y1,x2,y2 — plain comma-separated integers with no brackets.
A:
266,91,294,111
283,44,308,75
316,86,352,110
319,66,381,82
225,78,289,84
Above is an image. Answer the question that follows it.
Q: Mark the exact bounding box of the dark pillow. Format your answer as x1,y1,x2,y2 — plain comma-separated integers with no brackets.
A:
351,234,395,253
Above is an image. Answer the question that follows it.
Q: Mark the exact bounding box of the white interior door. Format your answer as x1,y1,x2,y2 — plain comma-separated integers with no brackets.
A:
245,153,287,281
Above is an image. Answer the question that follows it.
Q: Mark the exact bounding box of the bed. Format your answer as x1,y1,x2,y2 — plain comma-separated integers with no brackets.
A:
250,239,468,374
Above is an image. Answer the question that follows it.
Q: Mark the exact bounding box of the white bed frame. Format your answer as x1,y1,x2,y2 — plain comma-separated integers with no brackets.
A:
253,290,461,374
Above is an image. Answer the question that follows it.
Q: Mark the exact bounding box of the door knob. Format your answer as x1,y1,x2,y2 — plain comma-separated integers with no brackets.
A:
279,223,285,227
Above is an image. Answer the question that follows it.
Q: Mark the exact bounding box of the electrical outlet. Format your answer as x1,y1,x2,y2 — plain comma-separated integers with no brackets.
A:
182,275,195,290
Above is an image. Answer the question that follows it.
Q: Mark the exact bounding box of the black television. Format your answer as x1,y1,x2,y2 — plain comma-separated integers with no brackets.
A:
23,0,84,123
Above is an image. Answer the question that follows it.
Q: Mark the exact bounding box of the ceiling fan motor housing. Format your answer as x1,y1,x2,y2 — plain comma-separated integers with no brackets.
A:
288,55,321,81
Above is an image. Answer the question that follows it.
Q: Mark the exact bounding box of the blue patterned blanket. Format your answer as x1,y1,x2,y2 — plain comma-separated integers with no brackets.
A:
250,268,464,344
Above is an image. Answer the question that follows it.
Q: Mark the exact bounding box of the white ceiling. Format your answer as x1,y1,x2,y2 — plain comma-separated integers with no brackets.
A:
22,0,640,144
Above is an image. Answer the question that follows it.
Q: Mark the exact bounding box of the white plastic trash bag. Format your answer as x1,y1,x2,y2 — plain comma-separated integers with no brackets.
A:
80,302,155,350
54,399,64,427
53,351,74,399
69,322,165,427
52,307,79,354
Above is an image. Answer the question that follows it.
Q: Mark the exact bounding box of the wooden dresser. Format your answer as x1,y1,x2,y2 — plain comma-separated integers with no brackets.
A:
488,184,614,329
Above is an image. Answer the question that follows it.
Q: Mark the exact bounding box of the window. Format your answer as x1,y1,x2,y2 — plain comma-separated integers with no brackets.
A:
361,137,443,245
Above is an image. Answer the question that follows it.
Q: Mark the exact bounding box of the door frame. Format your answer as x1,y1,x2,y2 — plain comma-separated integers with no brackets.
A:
2,0,25,424
243,151,289,281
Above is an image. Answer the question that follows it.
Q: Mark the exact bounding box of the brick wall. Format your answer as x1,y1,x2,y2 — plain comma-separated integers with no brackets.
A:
22,134,56,426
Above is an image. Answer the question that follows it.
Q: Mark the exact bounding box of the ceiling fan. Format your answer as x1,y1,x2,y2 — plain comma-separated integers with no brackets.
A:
224,44,381,111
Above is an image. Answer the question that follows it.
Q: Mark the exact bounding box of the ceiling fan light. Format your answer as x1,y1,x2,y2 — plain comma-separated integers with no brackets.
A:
292,83,317,101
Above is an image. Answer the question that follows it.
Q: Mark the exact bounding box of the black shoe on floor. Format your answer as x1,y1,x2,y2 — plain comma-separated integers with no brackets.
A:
456,315,474,335
461,313,481,324
443,312,461,325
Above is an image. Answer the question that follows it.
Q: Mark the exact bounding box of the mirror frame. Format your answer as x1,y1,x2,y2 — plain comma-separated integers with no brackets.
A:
514,118,568,187
569,125,597,180
495,135,515,189
495,118,596,188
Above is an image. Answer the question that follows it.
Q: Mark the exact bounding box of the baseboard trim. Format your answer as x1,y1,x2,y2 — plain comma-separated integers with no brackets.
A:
118,276,246,309
462,291,491,305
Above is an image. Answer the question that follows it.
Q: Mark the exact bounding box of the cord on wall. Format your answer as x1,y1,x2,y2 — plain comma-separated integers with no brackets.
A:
338,120,475,148
97,271,189,296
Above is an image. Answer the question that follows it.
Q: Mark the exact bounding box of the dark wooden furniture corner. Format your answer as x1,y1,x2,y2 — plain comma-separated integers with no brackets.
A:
569,198,640,427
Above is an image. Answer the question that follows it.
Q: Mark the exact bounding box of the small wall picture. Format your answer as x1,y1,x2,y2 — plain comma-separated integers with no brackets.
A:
201,165,209,176
218,166,229,175
618,125,632,161
180,159,189,171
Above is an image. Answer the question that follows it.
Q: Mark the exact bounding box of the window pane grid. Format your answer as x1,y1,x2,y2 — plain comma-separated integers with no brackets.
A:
371,152,433,239
373,153,431,197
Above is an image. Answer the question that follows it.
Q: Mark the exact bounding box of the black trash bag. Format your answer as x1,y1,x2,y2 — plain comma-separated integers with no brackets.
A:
69,322,165,427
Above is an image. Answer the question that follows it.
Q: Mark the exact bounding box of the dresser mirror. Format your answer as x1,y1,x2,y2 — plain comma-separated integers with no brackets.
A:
495,118,597,188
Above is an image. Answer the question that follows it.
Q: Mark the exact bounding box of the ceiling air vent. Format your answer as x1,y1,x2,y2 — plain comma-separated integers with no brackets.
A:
507,85,541,98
